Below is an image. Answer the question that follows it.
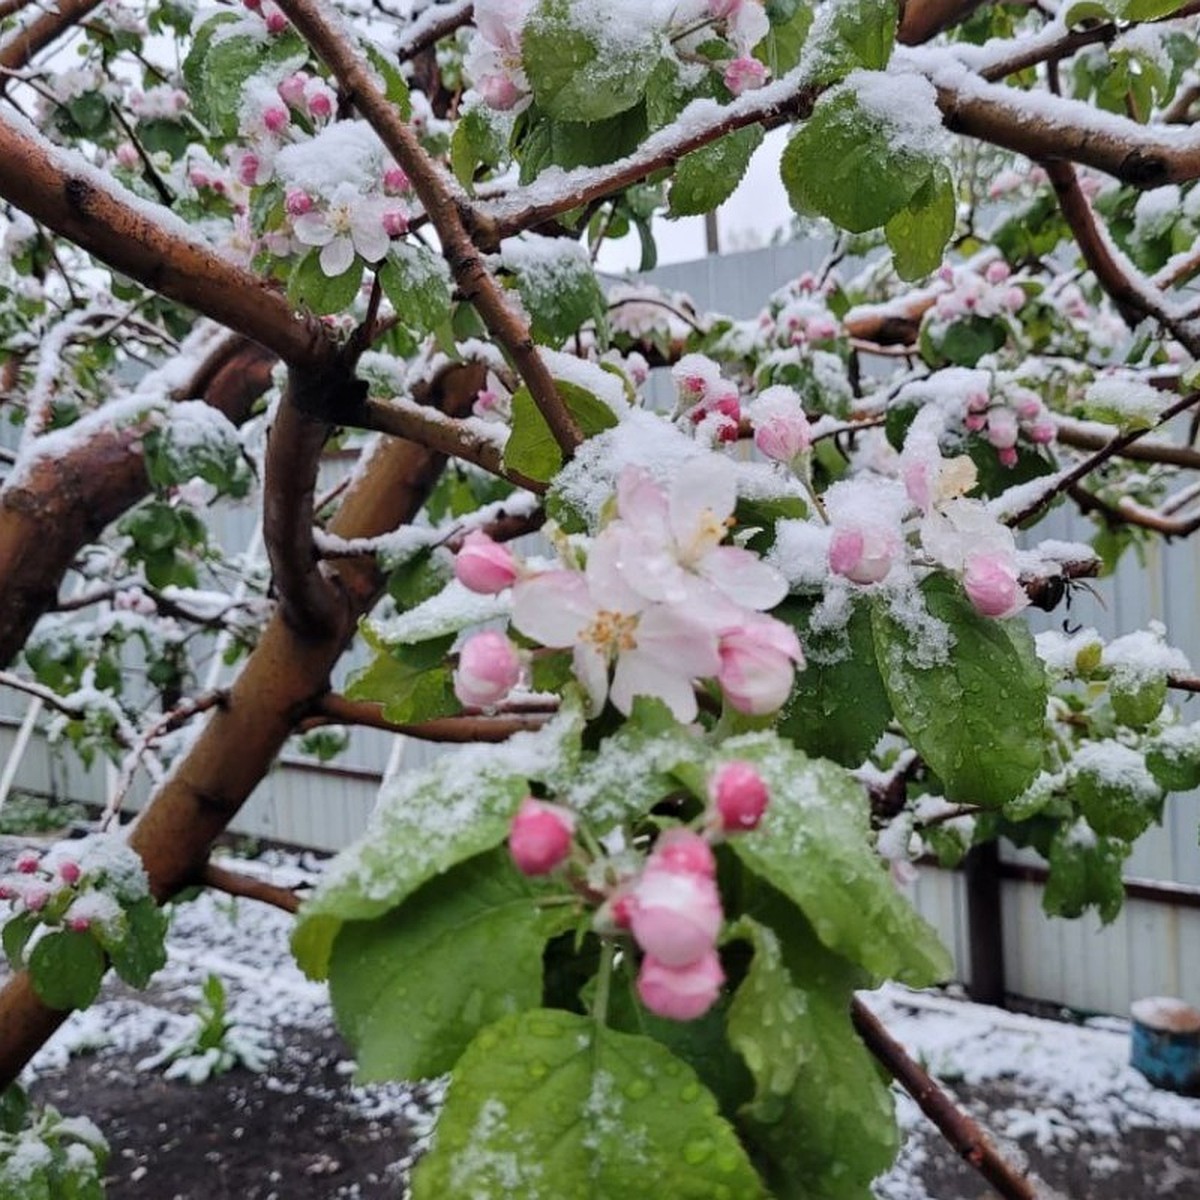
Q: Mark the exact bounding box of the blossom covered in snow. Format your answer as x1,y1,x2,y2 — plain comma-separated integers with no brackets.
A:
291,183,399,276
466,0,534,111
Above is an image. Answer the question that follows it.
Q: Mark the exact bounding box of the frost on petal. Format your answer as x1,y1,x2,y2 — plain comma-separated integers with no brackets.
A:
511,571,593,647
318,235,355,277
586,527,657,614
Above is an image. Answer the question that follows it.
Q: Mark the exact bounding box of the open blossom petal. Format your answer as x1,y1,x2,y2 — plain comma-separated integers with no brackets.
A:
698,546,787,611
350,200,391,263
668,456,736,556
319,236,355,277
292,211,334,247
512,570,594,647
573,641,611,714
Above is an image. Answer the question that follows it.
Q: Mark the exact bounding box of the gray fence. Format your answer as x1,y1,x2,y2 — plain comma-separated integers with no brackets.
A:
2,240,1198,1015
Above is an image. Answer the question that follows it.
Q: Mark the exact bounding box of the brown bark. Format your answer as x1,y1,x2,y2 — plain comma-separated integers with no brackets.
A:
0,116,329,369
0,0,103,75
897,0,989,46
0,339,275,667
0,363,484,1090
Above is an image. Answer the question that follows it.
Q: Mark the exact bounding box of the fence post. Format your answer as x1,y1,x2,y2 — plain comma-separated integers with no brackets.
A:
964,841,1006,1006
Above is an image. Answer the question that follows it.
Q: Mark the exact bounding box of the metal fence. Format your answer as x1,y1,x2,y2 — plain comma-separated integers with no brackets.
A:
2,239,1199,1015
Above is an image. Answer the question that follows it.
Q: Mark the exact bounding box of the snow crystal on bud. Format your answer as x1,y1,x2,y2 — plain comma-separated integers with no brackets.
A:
629,865,723,967
637,949,725,1021
724,56,767,96
58,860,82,885
509,797,575,875
455,530,519,594
453,630,521,707
751,385,811,464
711,760,770,832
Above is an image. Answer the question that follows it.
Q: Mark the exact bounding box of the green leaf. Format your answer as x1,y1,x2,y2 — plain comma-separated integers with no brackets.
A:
781,82,938,234
885,167,956,281
451,104,508,189
804,0,897,85
502,238,606,344
288,250,363,317
292,702,583,978
669,127,764,218
377,243,452,336
522,0,662,122
871,576,1047,809
725,918,810,1122
0,1084,29,1135
725,734,952,985
503,380,619,483
921,313,1010,367
364,42,412,118
2,913,37,971
759,1,814,76
199,31,305,137
106,896,167,989
410,1009,765,1199
736,895,900,1199
329,850,573,1081
1072,742,1163,841
28,931,106,1010
777,597,892,767
1146,723,1200,792
143,405,251,499
344,628,460,726
1043,822,1128,924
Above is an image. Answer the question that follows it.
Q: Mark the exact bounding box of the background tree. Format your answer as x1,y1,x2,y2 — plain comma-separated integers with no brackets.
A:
1,0,1200,1195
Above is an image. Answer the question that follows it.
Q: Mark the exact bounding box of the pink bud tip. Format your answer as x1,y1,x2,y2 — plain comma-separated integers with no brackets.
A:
307,91,333,119
984,260,1011,284
509,797,575,876
285,189,313,217
383,166,410,194
637,949,725,1021
453,630,521,708
262,105,289,134
649,829,716,879
277,72,309,108
14,852,40,875
66,916,91,933
724,56,767,97
265,10,288,33
237,153,261,187
963,553,1026,619
454,530,519,594
22,886,50,913
58,860,82,885
188,168,210,188
0,884,13,900
382,210,408,238
997,446,1018,467
115,142,139,169
711,760,770,833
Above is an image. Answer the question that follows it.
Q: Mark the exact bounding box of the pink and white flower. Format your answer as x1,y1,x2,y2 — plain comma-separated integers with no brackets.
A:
629,863,723,967
292,184,394,276
716,613,802,715
963,552,1027,619
724,56,767,95
751,385,811,464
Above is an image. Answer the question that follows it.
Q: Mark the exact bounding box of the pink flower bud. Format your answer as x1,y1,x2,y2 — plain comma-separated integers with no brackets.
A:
711,761,769,832
985,407,1019,450
966,390,990,413
454,631,521,707
648,829,716,879
479,73,522,111
278,72,309,108
236,151,261,187
383,166,410,194
964,413,987,433
14,852,39,875
66,915,91,933
724,56,767,96
717,614,802,715
963,553,1026,619
262,105,289,134
188,167,211,189
1028,420,1056,444
1014,394,1042,420
629,866,723,968
806,315,839,341
285,189,313,217
1006,286,1026,311
637,949,725,1021
306,85,334,119
984,260,1010,284
829,525,896,585
58,860,81,885
22,885,50,912
262,2,288,33
997,446,1018,467
115,141,139,169
509,797,575,875
382,209,408,238
243,0,261,10
0,882,13,900
455,530,519,594
753,405,811,464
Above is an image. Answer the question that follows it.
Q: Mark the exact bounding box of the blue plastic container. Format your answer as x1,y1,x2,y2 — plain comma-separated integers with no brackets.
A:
1131,997,1200,1095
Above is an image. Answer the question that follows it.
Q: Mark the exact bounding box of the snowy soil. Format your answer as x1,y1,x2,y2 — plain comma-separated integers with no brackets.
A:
3,835,1200,1199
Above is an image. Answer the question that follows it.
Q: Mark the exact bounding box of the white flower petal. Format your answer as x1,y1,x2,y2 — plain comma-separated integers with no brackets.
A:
669,455,737,548
511,571,592,647
701,546,787,611
319,236,355,277
612,651,698,723
573,642,610,714
292,212,333,247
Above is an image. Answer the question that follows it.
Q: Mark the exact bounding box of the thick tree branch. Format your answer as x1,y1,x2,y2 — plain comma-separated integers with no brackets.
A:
851,998,1040,1200
273,0,582,458
897,0,989,46
1055,415,1200,470
0,0,103,77
0,111,330,368
0,336,275,666
0,362,481,1088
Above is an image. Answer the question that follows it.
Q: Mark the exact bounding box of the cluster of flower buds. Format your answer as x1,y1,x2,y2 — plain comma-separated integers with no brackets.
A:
963,381,1055,468
507,759,771,1021
931,261,1026,323
672,354,743,444
0,849,93,930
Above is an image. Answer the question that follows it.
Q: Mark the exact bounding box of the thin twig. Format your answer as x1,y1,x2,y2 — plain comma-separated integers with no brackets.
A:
202,863,302,913
850,998,1040,1200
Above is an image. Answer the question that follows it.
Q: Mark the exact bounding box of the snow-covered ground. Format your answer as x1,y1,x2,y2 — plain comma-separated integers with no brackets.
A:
5,836,1200,1198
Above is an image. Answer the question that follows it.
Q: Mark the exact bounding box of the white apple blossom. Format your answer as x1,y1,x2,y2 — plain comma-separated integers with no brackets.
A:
292,184,394,276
